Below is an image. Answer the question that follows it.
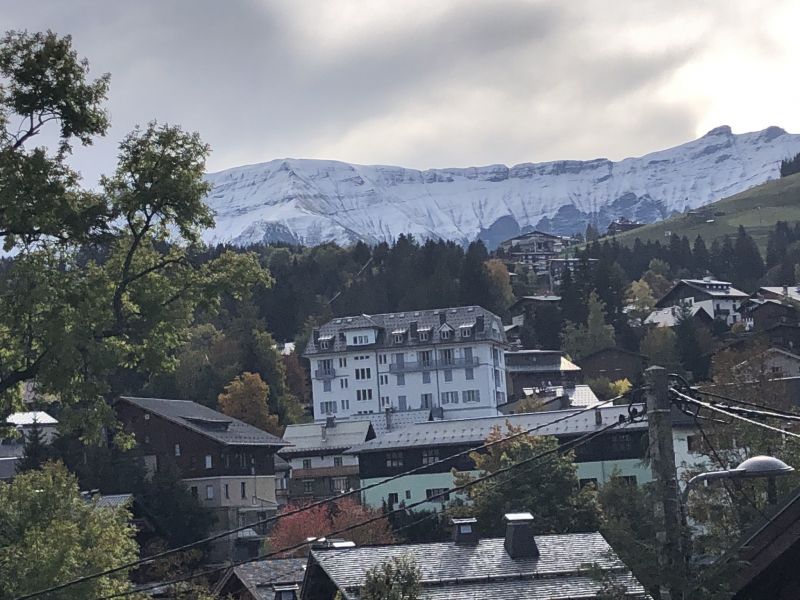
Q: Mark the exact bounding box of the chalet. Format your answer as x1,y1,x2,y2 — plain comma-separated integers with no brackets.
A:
280,418,375,503
301,513,648,599
763,323,800,353
734,347,800,380
575,347,648,384
115,396,288,561
347,404,656,511
606,217,644,236
756,285,800,303
655,277,749,326
508,295,562,319
740,298,799,332
548,257,599,287
497,231,574,273
504,349,582,401
215,558,307,600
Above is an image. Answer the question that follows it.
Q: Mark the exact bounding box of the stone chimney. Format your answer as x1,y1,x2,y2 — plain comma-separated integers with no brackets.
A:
312,328,320,344
385,407,393,431
410,321,418,338
439,312,447,325
451,517,479,545
504,513,538,559
476,315,485,333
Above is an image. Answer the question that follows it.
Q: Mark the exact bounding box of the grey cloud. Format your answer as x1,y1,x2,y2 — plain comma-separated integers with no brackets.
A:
0,0,791,184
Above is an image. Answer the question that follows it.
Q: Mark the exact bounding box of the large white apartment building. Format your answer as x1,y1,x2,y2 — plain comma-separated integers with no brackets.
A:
304,306,509,421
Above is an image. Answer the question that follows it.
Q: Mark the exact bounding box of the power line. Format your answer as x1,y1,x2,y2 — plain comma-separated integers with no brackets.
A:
694,387,800,420
670,388,800,442
16,394,635,600
689,414,770,523
94,417,638,600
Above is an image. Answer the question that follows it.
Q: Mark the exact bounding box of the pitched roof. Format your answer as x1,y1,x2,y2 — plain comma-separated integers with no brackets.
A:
656,279,749,307
280,420,375,456
521,385,600,408
347,404,644,453
645,304,713,327
93,494,134,509
759,286,800,302
118,397,287,447
310,533,647,599
6,411,57,426
228,558,307,599
576,347,648,362
305,306,506,356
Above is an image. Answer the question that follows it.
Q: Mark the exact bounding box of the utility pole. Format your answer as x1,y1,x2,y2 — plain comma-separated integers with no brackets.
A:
645,365,684,599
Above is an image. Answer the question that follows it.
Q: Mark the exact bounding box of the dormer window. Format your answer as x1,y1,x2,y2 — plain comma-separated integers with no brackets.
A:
440,329,451,340
394,334,403,343
461,327,472,338
320,340,330,350
419,331,429,342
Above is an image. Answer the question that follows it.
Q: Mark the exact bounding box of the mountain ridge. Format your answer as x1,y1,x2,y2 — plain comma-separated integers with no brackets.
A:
202,126,800,248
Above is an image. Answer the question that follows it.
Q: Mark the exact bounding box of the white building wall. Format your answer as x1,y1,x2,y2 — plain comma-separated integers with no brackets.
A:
310,340,507,421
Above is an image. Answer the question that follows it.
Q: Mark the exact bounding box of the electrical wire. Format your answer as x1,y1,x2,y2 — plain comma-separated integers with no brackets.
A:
93,417,640,600
670,388,800,442
15,394,637,600
689,415,770,522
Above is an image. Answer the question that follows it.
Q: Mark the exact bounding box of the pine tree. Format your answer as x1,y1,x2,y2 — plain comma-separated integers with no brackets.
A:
732,225,765,289
674,305,709,380
692,236,709,275
16,418,48,473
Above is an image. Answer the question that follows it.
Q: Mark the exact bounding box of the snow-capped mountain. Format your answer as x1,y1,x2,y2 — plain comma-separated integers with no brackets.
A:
203,126,800,248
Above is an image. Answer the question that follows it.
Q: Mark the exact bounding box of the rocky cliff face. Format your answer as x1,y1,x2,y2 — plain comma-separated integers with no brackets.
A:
203,126,800,248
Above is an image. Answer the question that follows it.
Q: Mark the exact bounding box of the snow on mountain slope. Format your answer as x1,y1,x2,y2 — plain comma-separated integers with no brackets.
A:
203,126,800,248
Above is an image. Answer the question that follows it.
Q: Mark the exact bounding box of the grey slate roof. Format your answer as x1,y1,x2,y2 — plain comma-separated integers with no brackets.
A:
93,494,134,508
305,306,506,356
347,404,645,454
119,397,287,447
280,420,375,456
311,533,647,599
420,573,646,599
230,558,307,599
368,409,432,437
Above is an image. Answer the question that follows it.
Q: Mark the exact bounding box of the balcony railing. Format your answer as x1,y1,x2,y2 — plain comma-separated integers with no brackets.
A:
388,356,479,373
314,368,336,379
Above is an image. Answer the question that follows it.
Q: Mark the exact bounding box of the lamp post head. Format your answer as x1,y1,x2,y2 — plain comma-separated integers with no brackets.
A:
733,455,794,478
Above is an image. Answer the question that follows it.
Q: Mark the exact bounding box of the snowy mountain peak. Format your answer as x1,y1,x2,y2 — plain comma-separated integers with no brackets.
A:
203,126,800,249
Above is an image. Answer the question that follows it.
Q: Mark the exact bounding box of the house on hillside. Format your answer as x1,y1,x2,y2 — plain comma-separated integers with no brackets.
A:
607,217,644,236
347,404,656,511
215,557,307,600
304,306,509,422
115,396,288,561
504,349,582,401
301,513,648,599
734,347,800,380
575,347,648,384
655,277,749,326
756,285,800,303
280,418,375,503
740,298,799,332
497,231,575,273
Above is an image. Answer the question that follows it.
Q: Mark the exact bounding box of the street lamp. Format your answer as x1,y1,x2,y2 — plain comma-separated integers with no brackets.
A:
682,455,795,505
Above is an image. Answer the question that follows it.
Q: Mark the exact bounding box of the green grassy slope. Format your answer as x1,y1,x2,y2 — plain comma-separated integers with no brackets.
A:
610,173,800,250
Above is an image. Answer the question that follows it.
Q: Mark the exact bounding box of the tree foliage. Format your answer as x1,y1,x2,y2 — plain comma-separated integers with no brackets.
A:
267,496,395,557
0,462,139,600
0,30,267,423
360,555,421,600
218,372,280,435
451,424,600,536
561,291,615,360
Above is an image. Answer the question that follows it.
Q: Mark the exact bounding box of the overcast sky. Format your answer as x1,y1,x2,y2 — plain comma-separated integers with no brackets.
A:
2,0,799,184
